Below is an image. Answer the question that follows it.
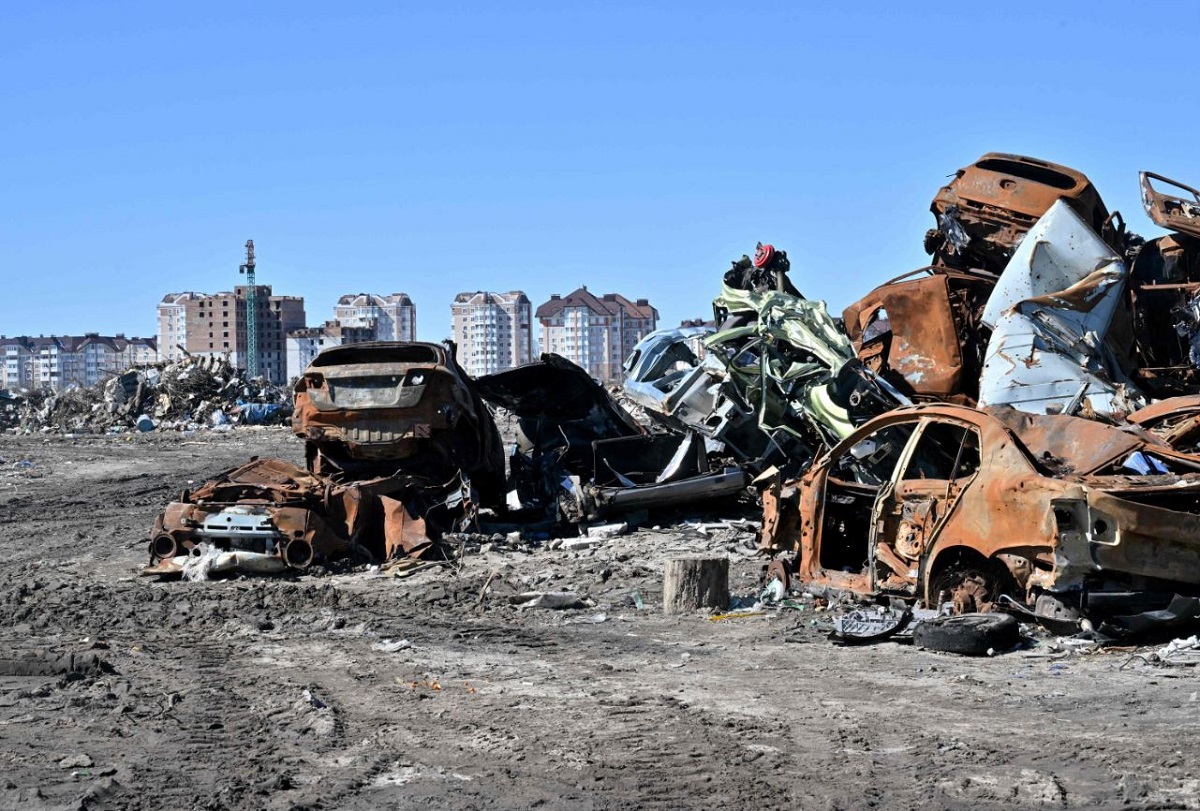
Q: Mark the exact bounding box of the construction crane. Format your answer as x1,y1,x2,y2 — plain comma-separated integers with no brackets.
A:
238,239,258,378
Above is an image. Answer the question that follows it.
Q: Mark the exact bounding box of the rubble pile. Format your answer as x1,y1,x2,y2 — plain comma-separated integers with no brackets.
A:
0,391,23,431
7,354,291,434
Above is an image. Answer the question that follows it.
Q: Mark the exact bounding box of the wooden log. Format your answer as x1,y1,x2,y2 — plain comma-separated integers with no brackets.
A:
662,557,729,614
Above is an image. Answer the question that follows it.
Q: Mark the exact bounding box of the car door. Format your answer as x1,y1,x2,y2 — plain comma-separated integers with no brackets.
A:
869,418,982,595
807,419,921,594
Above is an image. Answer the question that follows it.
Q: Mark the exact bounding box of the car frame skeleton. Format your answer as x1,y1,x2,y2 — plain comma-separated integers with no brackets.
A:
147,341,502,577
759,404,1200,628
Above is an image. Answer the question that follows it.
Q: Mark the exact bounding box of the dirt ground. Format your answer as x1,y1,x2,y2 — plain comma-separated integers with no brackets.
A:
2,429,1200,810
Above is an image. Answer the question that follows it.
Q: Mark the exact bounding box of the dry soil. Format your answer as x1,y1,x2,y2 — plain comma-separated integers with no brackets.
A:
1,429,1199,810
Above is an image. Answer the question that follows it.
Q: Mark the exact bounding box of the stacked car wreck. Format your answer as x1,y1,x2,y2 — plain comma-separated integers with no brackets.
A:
757,154,1200,634
145,151,1200,638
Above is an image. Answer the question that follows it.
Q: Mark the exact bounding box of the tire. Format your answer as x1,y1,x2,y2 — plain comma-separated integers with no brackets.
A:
913,613,1020,656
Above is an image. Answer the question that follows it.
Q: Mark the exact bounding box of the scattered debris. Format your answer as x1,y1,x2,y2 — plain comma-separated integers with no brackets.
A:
5,354,291,434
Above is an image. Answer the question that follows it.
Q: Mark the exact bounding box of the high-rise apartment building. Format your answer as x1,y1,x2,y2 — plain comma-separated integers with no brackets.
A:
450,291,533,377
535,287,658,382
0,334,158,392
332,293,417,342
156,286,306,384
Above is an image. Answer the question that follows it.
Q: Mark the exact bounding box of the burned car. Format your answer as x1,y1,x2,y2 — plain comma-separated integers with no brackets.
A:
1128,171,1200,397
476,353,750,524
846,153,1129,406
977,198,1145,419
292,341,506,506
843,266,996,402
145,340,506,578
924,152,1116,276
145,457,470,578
760,403,1200,627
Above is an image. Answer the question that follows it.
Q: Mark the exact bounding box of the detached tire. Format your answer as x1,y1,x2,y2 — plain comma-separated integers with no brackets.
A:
913,613,1019,656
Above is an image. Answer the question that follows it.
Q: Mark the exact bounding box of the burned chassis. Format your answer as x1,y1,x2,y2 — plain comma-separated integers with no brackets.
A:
144,457,472,577
761,403,1200,627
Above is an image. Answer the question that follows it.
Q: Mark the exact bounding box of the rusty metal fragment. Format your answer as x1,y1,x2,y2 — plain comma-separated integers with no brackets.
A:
1141,172,1200,240
844,267,995,401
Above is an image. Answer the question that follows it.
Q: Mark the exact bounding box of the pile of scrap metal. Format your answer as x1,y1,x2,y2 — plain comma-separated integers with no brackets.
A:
624,243,908,478
471,244,912,531
475,353,754,527
753,154,1200,637
146,342,503,578
145,151,1200,619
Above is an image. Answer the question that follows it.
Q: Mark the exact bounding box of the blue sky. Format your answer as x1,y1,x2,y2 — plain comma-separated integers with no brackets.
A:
2,1,1198,342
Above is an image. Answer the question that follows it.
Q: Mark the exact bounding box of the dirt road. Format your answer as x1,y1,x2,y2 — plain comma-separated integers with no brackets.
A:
1,429,1198,810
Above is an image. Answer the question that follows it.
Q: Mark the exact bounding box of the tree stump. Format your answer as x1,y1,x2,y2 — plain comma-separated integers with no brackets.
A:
662,557,729,614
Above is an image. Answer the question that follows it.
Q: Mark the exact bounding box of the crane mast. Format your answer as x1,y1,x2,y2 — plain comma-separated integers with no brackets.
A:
238,239,258,378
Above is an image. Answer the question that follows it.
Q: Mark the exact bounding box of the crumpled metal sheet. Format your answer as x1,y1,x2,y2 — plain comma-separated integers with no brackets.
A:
844,267,995,401
708,285,861,447
1142,171,1200,241
979,199,1147,419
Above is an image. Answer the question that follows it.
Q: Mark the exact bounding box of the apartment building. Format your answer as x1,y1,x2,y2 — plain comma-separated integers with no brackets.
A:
332,293,417,342
286,321,375,381
1,334,158,392
156,286,306,384
535,287,658,382
450,291,533,377
157,292,202,362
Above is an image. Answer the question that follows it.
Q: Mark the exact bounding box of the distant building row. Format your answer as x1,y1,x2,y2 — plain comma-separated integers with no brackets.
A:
155,290,418,385
2,285,656,393
156,286,656,384
1,334,157,391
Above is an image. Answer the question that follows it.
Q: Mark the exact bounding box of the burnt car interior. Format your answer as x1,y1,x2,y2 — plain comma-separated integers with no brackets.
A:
819,420,981,577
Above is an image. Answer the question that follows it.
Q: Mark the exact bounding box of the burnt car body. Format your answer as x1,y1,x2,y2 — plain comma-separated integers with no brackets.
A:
924,152,1114,276
145,457,469,576
1127,172,1200,396
476,353,750,523
292,341,506,506
843,266,996,402
761,403,1200,623
978,199,1145,419
1126,395,1200,454
845,153,1123,405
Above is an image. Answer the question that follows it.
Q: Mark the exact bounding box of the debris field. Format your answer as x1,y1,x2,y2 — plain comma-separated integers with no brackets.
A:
6,153,1200,808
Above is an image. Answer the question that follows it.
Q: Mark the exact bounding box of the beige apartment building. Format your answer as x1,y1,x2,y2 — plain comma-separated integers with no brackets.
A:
450,291,533,377
535,287,658,382
1,334,158,392
156,286,305,384
286,321,375,380
332,293,417,342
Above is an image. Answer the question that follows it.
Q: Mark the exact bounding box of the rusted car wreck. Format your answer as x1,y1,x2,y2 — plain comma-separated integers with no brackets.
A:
147,341,504,577
759,404,1200,627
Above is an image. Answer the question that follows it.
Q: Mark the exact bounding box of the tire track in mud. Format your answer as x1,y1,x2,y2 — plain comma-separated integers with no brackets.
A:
101,633,353,811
